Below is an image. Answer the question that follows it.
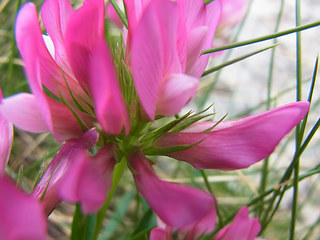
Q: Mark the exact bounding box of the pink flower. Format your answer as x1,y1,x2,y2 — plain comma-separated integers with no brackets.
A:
213,206,260,240
0,0,129,214
129,152,217,233
0,0,129,142
0,176,48,240
219,0,246,30
59,145,115,214
150,206,260,240
0,91,13,175
176,0,222,78
31,128,100,215
125,0,221,120
0,104,48,239
156,102,309,170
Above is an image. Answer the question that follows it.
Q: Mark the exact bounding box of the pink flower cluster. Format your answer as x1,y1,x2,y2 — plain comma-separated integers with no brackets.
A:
0,0,310,239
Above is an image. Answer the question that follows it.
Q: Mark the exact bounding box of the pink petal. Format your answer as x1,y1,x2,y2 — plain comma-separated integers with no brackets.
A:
129,0,181,120
0,98,13,174
213,206,260,240
32,129,98,215
41,0,75,76
150,227,168,240
130,152,216,228
0,176,47,239
151,0,180,75
0,93,49,133
187,0,221,78
176,0,222,77
156,73,198,116
177,0,206,31
129,1,164,120
156,102,310,170
89,38,130,135
16,2,87,105
64,0,105,91
219,0,246,29
184,25,208,73
123,0,151,50
184,205,217,238
59,145,115,214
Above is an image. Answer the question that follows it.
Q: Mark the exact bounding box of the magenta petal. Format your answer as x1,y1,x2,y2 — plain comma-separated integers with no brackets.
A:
32,129,98,215
59,145,115,214
89,38,130,135
41,0,75,75
213,206,260,240
219,0,246,29
150,227,168,240
65,0,105,91
129,2,164,120
130,152,216,228
0,93,49,133
176,0,222,77
16,2,86,104
156,102,310,170
185,26,208,76
0,110,13,175
156,74,198,116
0,176,47,239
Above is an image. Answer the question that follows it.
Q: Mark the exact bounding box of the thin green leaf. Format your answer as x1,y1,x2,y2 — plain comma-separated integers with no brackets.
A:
109,0,128,29
202,20,320,54
99,191,134,240
202,44,279,77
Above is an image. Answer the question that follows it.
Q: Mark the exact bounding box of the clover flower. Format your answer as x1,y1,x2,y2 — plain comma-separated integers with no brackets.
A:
0,0,311,238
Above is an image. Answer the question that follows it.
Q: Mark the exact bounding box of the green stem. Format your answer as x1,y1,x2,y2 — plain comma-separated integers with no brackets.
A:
200,170,223,226
260,116,320,231
290,0,302,238
7,0,22,95
201,44,278,77
109,0,128,29
202,20,320,55
92,158,127,240
259,0,285,218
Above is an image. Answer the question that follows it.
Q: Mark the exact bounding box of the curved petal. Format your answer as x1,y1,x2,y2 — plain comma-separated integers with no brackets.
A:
0,176,47,239
130,152,216,228
16,3,88,141
59,145,115,214
64,0,105,91
156,102,310,170
213,206,260,240
129,1,164,120
123,0,151,50
16,2,87,105
150,227,168,240
185,26,208,75
176,0,222,77
32,129,98,215
156,73,198,116
89,38,130,135
187,0,221,78
219,0,246,29
130,0,181,120
41,0,75,75
0,98,13,174
0,93,49,133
